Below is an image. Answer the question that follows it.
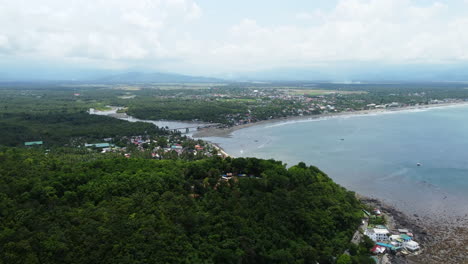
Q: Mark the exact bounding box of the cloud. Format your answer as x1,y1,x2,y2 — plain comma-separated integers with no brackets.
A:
1,0,468,73
0,0,201,62
201,0,468,72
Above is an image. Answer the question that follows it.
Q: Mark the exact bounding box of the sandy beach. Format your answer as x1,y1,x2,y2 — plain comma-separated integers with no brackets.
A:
193,101,468,138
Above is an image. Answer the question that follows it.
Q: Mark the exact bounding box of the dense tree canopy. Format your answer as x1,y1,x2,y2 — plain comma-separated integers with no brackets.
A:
0,148,365,263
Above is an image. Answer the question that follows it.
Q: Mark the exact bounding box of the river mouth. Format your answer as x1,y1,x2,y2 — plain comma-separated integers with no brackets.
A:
89,106,211,135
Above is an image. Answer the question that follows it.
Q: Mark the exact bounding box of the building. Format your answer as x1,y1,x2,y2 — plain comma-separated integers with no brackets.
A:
85,143,113,148
370,245,386,254
365,228,390,242
389,235,404,247
24,141,43,146
403,241,420,251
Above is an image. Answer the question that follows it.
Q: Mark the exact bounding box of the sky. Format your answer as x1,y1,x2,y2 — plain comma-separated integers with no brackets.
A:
1,0,468,78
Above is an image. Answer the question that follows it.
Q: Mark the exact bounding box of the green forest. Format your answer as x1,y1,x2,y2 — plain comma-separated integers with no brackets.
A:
0,88,169,146
0,148,374,263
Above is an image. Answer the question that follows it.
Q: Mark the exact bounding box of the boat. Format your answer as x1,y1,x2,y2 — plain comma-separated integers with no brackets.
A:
416,163,421,166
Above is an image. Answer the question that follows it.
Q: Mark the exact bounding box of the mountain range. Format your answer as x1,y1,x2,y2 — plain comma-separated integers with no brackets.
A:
2,63,468,83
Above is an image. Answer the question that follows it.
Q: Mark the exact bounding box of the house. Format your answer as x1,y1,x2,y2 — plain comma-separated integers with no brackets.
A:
195,145,204,150
365,228,390,242
85,143,113,148
171,145,183,150
403,241,420,251
389,235,404,247
24,141,43,146
399,234,412,242
373,208,382,215
370,245,386,254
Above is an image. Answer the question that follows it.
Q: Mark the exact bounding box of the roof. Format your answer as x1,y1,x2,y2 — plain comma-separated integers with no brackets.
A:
374,228,389,234
405,241,419,246
371,245,386,254
376,243,393,248
400,234,412,241
85,143,112,148
24,141,43,146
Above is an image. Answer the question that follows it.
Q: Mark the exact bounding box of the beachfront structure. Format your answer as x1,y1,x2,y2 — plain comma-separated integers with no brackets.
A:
24,141,43,146
365,228,390,242
403,240,420,251
389,235,404,247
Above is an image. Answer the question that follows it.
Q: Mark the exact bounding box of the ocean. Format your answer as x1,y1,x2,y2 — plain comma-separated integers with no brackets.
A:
202,105,468,219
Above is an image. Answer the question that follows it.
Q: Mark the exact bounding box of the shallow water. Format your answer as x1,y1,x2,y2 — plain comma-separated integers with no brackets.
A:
90,107,208,134
202,105,468,218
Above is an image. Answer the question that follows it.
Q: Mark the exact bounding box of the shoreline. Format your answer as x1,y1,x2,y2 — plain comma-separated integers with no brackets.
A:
210,142,231,158
193,102,468,263
193,101,468,138
359,196,468,264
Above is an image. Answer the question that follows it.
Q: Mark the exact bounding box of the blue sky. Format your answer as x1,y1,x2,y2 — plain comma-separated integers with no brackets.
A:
1,0,468,78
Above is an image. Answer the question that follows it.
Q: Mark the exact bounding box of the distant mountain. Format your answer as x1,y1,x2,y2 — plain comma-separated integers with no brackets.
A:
95,71,223,83
228,63,468,82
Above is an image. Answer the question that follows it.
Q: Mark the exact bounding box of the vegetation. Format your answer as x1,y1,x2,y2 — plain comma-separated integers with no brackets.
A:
0,83,397,263
3,81,468,130
0,148,369,263
0,88,169,146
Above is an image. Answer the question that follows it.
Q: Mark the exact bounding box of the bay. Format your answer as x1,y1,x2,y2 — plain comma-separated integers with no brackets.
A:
201,105,468,218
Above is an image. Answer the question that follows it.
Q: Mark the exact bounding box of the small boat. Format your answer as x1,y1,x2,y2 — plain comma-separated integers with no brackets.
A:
416,163,421,166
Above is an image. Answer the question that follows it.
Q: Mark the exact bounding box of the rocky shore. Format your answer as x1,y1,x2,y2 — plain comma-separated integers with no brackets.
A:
360,197,468,264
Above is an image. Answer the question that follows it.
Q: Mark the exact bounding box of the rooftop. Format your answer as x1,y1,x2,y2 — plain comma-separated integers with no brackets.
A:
24,141,43,146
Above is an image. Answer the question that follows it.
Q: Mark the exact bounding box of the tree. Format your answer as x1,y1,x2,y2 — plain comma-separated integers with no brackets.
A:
337,254,352,264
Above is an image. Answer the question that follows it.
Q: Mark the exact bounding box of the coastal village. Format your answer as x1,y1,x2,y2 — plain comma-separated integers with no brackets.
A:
354,206,423,264
25,133,227,160
193,87,467,129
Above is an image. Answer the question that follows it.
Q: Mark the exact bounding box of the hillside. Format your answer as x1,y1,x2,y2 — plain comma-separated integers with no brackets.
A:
0,148,374,263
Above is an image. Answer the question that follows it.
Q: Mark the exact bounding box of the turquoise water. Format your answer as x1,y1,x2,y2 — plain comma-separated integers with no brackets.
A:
202,105,468,217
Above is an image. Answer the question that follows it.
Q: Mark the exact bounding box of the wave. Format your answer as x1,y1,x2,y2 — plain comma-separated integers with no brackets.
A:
261,105,468,129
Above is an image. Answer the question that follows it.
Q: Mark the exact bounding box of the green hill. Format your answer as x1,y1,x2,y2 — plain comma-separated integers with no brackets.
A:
0,148,372,263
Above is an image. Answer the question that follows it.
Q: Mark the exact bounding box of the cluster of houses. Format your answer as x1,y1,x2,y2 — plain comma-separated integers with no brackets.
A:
81,135,214,159
363,209,421,257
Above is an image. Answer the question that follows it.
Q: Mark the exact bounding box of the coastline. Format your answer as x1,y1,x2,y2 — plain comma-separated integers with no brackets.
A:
359,196,468,264
193,102,468,264
193,101,468,138
210,142,231,158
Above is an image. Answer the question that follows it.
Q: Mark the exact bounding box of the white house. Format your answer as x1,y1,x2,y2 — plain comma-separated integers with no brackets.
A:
365,228,390,242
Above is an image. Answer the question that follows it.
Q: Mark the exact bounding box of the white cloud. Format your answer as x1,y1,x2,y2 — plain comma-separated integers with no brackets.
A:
1,0,468,73
201,0,468,71
0,0,202,62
